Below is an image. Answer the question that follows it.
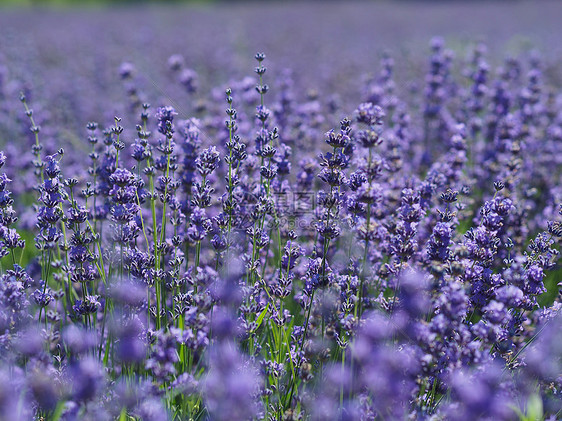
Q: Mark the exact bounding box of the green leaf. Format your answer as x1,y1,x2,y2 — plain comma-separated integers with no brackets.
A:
526,393,544,421
510,393,544,421
119,407,128,421
253,304,269,332
51,400,66,421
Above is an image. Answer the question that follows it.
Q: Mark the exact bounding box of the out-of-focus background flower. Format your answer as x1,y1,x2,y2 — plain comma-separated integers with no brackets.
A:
2,0,562,149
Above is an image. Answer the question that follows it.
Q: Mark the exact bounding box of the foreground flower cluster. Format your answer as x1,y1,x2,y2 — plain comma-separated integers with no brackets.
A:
0,36,561,421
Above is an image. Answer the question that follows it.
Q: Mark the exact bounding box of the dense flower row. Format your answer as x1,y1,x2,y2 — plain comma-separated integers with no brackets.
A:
0,29,561,421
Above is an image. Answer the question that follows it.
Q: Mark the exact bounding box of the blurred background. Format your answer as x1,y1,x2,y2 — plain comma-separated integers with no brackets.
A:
1,0,561,148
0,0,547,4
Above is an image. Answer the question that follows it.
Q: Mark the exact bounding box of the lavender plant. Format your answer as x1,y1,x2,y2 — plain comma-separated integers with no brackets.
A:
0,15,561,421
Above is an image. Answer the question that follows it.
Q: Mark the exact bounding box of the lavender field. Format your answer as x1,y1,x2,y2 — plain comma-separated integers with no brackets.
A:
0,1,561,420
